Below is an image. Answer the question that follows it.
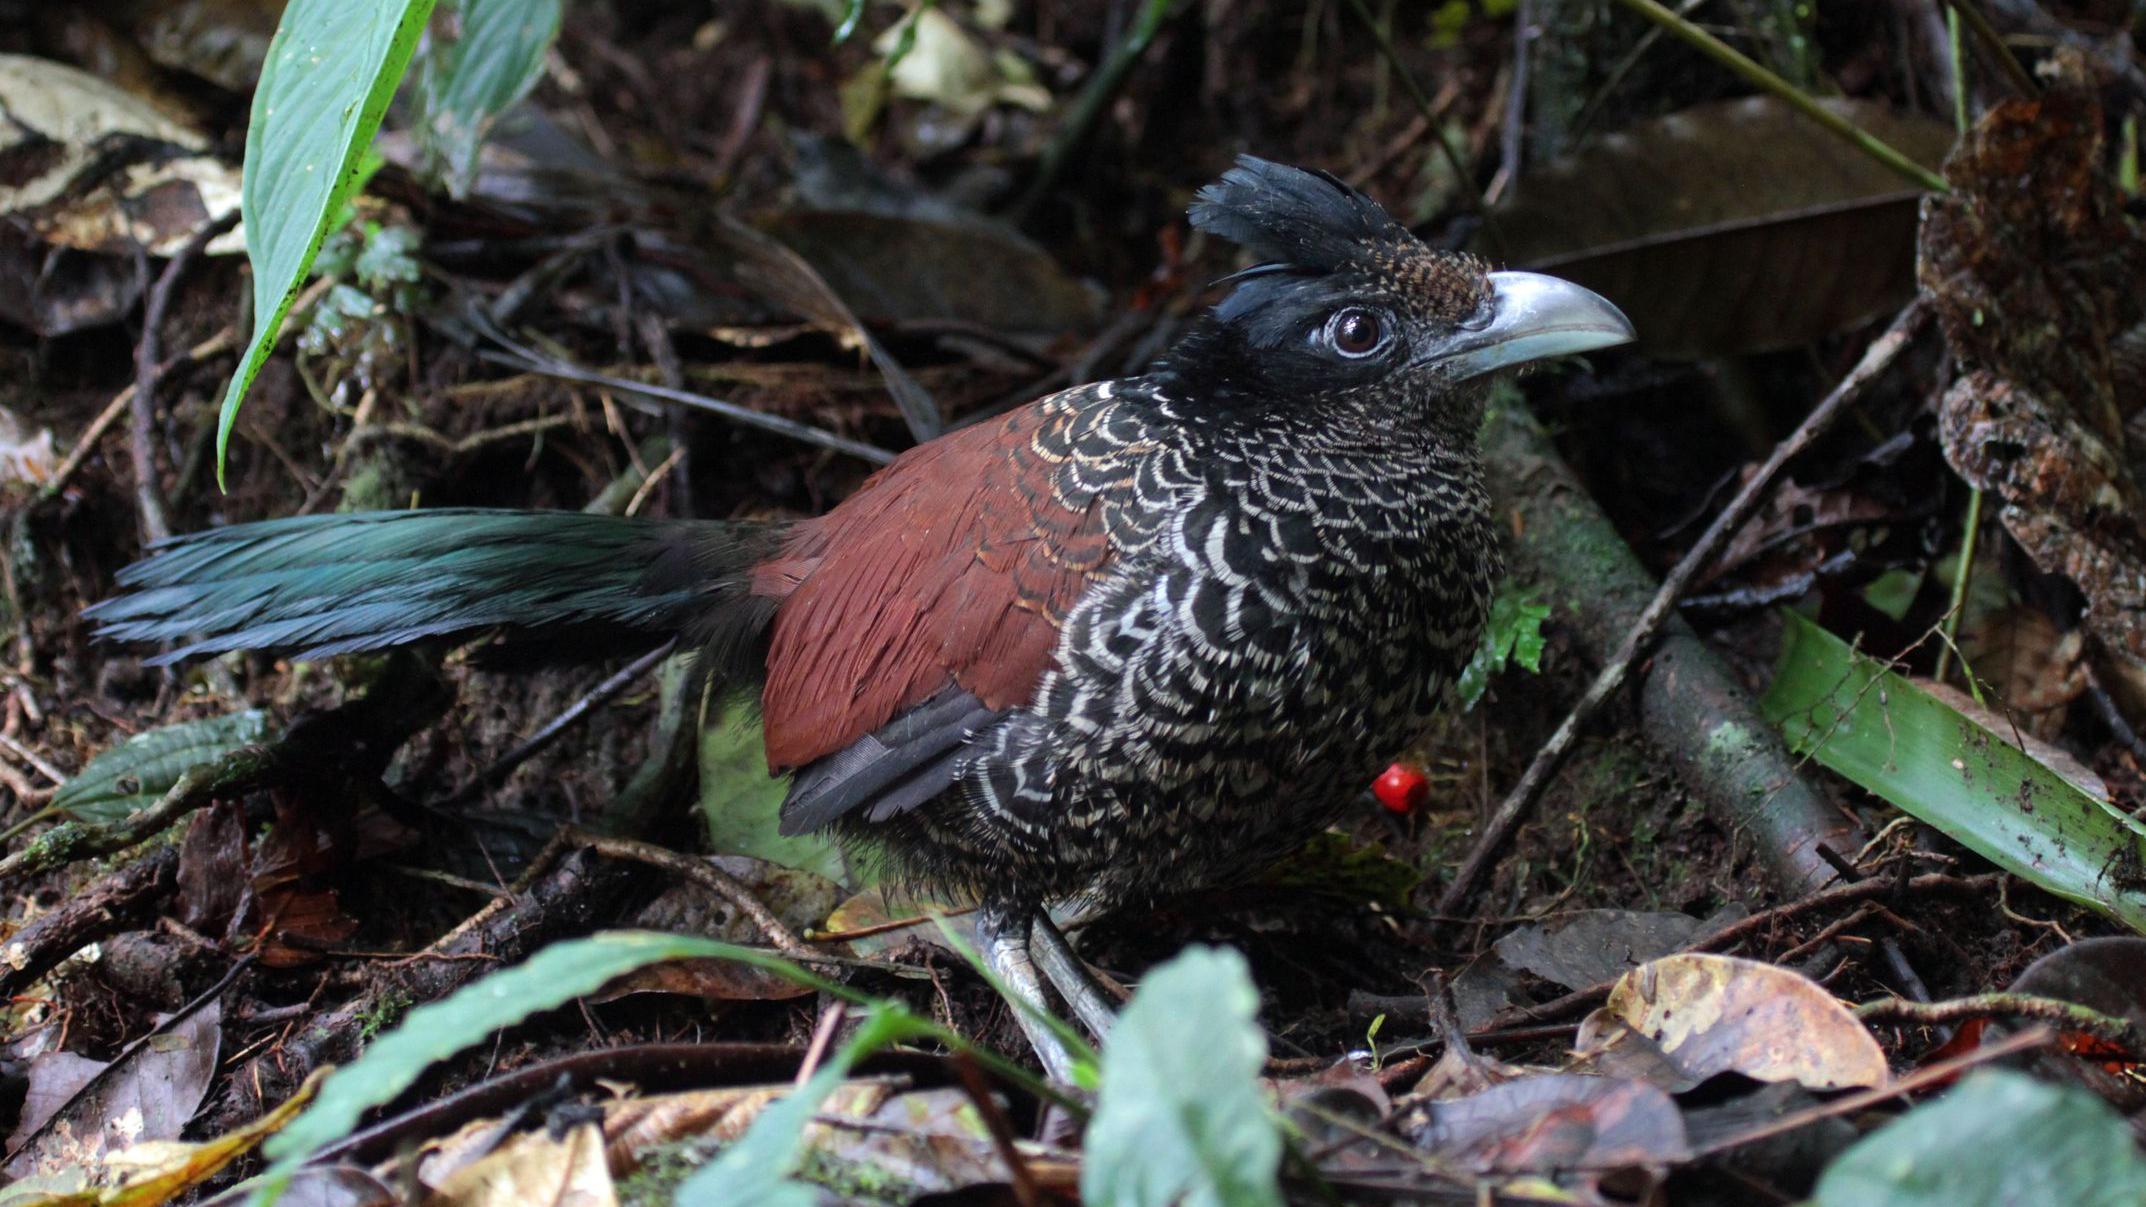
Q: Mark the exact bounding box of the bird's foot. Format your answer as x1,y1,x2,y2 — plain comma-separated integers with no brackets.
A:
976,903,1121,1083
1029,911,1118,1040
976,904,1084,1083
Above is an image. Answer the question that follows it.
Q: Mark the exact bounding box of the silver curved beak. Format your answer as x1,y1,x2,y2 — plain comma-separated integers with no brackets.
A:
1423,271,1635,380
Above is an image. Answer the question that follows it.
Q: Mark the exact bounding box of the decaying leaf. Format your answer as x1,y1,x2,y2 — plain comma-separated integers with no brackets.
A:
119,0,285,92
0,53,243,258
9,1066,328,1207
1919,52,2146,685
1496,96,1953,358
4,1003,222,1183
1405,1073,1691,1175
761,208,1101,336
0,406,60,487
1956,605,2085,742
1575,953,1889,1092
429,1122,617,1207
2000,937,2146,1112
1492,909,1707,993
875,8,1049,118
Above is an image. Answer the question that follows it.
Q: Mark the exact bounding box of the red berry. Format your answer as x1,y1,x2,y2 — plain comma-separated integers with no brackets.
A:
1374,762,1429,814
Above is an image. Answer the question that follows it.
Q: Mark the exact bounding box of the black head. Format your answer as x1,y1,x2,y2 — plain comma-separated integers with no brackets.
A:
1159,157,1631,430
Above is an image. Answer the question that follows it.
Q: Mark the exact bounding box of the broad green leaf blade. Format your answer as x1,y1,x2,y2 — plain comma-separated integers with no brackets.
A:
254,932,847,1203
1762,611,2146,932
51,711,268,823
1082,946,1283,1207
1816,1069,2146,1206
219,0,437,483
699,710,854,885
415,0,564,195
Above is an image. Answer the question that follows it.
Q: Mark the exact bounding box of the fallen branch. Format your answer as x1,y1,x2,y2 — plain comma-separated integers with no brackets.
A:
1858,992,2146,1057
0,749,274,889
1439,302,1926,915
0,845,178,1000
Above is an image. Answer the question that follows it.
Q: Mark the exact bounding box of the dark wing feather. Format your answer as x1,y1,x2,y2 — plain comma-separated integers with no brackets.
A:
777,688,1001,835
754,387,1130,831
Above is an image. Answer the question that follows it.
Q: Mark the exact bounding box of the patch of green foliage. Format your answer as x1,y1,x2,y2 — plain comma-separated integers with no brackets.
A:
1456,585,1550,708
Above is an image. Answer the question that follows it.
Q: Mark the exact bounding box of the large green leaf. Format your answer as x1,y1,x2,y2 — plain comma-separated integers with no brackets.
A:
218,0,437,482
1762,611,2146,932
253,932,847,1203
413,0,564,195
249,930,1051,1206
1816,1069,2146,1206
698,710,853,886
1081,946,1284,1207
51,711,268,823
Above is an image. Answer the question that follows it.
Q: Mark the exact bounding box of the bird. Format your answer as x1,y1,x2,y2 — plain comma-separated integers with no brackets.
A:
87,157,1633,1076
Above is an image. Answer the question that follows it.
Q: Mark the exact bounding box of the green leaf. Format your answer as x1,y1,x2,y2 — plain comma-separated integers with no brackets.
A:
218,0,438,484
413,0,564,196
254,932,850,1203
698,709,854,886
1456,586,1550,708
51,711,268,823
1762,611,2146,933
672,1007,933,1207
1816,1069,2146,1206
1082,946,1283,1207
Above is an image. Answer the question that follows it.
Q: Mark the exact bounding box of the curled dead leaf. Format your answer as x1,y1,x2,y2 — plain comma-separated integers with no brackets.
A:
1919,51,2146,682
1575,953,1889,1092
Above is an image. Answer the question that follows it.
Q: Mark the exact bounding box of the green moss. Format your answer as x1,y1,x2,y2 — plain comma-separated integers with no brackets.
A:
356,989,412,1045
618,1139,718,1207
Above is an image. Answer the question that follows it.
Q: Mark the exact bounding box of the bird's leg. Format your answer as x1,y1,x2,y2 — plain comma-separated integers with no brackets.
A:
975,902,1081,1083
1028,911,1117,1040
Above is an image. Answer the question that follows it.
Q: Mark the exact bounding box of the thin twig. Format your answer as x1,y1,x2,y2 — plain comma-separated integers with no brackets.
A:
1933,485,1984,685
1438,302,1929,916
565,828,814,958
432,641,676,808
474,344,895,465
1342,0,1505,255
129,210,240,544
1858,992,2146,1056
42,328,238,503
625,446,686,517
0,730,67,784
1611,0,1950,193
1013,0,1185,222
1944,0,2038,97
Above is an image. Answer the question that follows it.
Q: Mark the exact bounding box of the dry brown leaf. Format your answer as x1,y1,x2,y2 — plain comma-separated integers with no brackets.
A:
1497,96,1953,358
4,1003,223,1183
430,1123,618,1207
0,54,242,258
1574,953,1888,1092
1956,606,2085,742
1404,1073,1692,1175
1919,52,2146,684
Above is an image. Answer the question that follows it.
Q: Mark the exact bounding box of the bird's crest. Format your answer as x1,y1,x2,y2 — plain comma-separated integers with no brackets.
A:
1188,156,1411,274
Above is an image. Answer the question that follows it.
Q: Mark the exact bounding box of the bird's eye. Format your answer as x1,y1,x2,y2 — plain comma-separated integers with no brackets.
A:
1326,309,1384,358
